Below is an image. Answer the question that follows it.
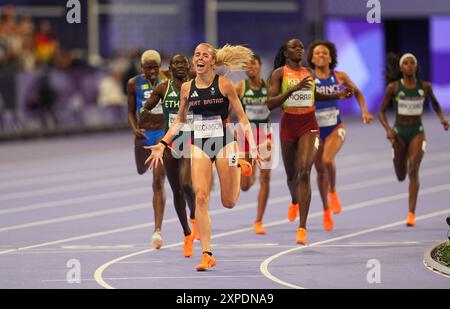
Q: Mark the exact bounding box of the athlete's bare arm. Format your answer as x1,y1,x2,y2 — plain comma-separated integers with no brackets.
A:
423,81,449,130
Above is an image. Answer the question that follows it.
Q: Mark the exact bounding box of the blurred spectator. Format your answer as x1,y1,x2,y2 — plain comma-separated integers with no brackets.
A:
29,72,58,130
35,20,58,67
18,16,36,71
98,59,127,124
122,48,141,94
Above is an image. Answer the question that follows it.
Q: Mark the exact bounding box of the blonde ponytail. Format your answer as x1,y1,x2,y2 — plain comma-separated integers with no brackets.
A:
198,43,253,72
215,44,254,72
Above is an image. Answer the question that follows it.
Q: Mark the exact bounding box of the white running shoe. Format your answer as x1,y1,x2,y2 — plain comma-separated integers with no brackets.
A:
151,231,163,249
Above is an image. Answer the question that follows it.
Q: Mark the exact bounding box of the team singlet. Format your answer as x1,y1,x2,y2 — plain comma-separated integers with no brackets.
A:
239,79,270,124
280,66,315,115
314,70,342,127
393,79,426,116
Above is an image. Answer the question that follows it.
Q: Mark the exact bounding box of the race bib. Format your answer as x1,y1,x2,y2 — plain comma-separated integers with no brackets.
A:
285,89,314,108
316,107,339,127
169,112,194,131
398,98,424,116
193,115,224,139
245,105,270,121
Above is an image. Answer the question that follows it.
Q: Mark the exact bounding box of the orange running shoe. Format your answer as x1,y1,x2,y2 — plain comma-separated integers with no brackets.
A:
323,209,334,231
296,228,307,245
328,192,342,214
253,221,266,235
238,159,253,177
287,203,299,222
406,212,415,227
190,219,200,240
183,233,194,257
151,231,163,249
195,252,217,271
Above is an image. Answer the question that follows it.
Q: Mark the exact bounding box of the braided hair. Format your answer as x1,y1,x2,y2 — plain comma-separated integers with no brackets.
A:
273,43,287,70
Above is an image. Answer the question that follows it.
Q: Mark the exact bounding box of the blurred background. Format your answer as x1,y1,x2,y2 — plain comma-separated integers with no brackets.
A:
0,0,449,140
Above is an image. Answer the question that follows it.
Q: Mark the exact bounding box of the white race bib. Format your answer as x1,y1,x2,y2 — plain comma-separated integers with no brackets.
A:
169,112,194,131
316,107,339,127
245,105,270,121
193,115,224,139
285,89,314,108
147,101,163,114
398,98,424,116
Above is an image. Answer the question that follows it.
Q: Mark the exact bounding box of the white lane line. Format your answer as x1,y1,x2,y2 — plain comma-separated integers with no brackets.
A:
43,275,265,283
0,203,152,233
0,187,149,215
93,183,450,289
259,209,450,289
3,163,450,233
0,167,132,191
0,175,142,202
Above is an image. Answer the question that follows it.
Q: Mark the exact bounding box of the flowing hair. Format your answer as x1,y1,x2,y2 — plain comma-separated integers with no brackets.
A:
199,43,254,72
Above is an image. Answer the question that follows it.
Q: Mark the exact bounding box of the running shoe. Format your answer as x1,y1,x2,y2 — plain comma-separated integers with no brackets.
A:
253,221,266,235
328,191,342,214
195,252,217,271
238,159,252,177
151,231,163,249
296,228,307,245
190,218,200,240
183,233,194,257
323,209,334,231
287,202,299,222
406,212,415,227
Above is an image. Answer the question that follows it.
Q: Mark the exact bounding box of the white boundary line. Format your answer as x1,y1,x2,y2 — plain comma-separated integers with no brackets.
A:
93,183,450,289
259,209,450,289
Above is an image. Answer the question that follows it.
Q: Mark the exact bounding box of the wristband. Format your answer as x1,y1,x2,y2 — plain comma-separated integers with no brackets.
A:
160,140,168,147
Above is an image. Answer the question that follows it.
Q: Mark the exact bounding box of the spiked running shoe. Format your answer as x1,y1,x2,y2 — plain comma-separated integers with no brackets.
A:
195,252,217,271
253,221,266,235
151,231,163,249
183,233,194,257
328,191,342,214
296,228,307,245
288,203,299,222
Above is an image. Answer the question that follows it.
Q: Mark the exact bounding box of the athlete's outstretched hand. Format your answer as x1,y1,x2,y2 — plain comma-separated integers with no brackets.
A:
144,143,165,169
441,118,449,131
362,111,374,124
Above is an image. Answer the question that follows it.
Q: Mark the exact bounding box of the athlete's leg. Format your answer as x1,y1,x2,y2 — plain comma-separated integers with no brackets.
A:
322,127,346,192
314,141,328,211
281,140,299,204
179,157,196,220
163,150,191,236
392,136,408,181
256,168,271,222
296,133,319,229
215,141,241,209
406,133,425,215
151,157,166,233
191,145,213,253
134,138,150,175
